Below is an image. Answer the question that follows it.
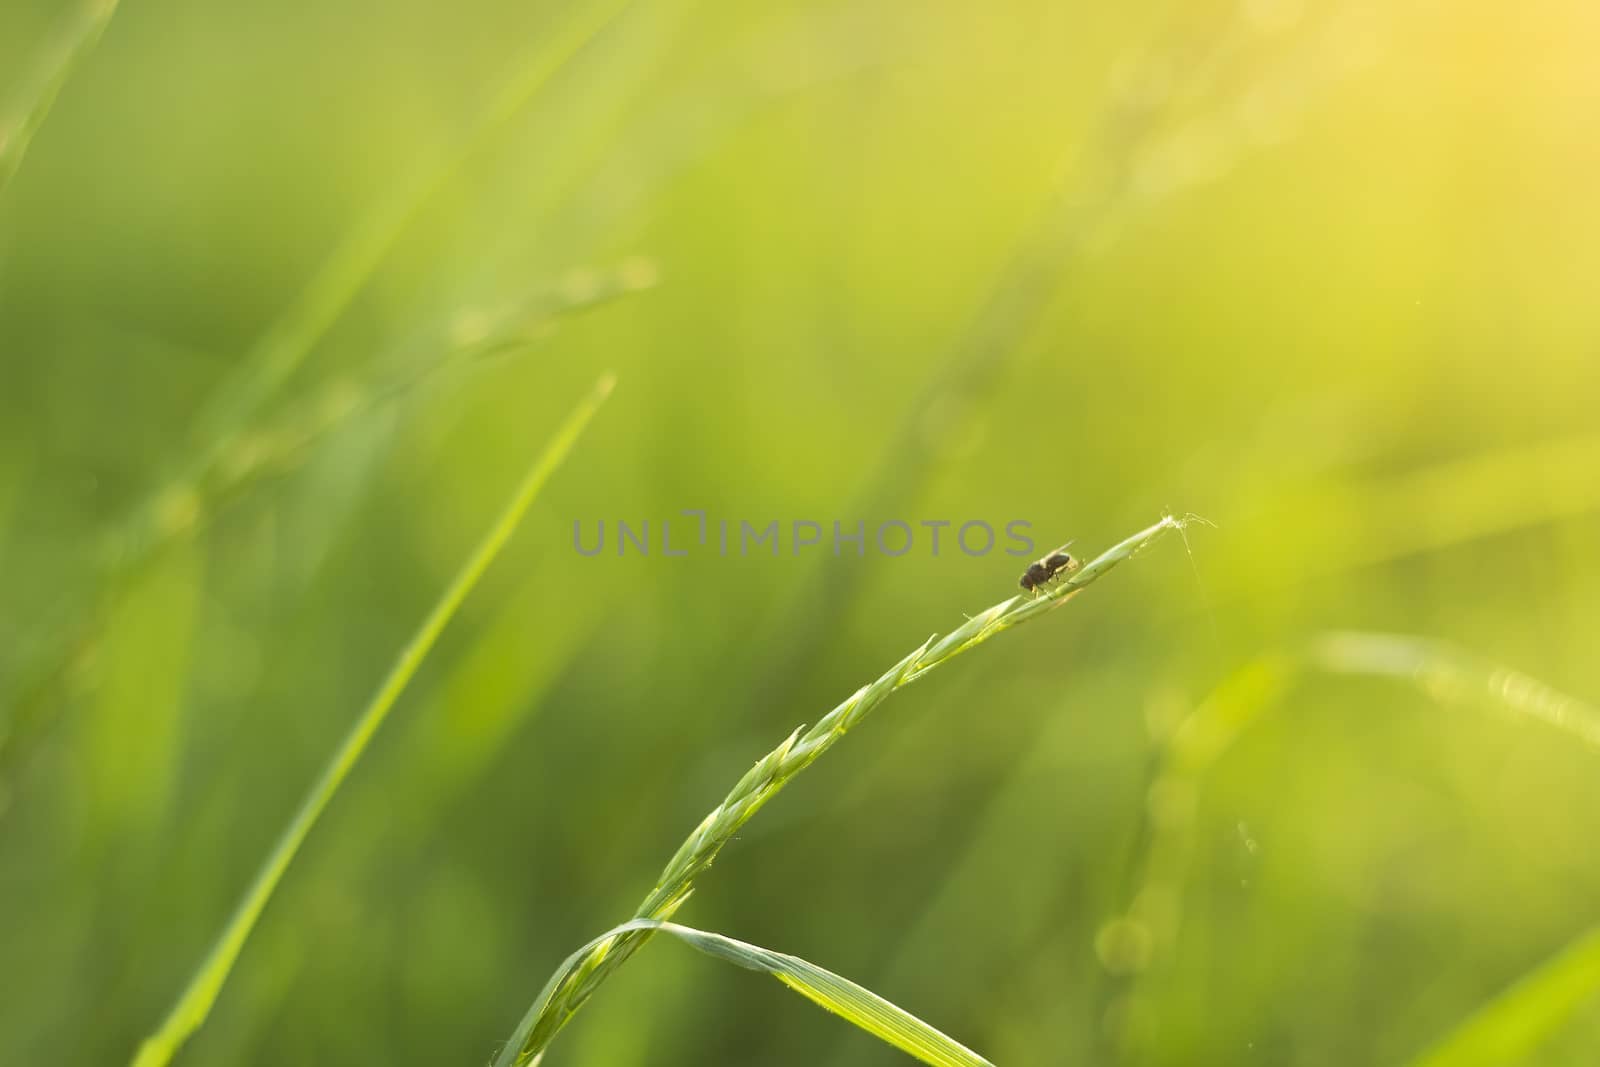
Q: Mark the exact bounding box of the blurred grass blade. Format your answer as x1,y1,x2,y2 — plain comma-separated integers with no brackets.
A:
1306,631,1600,751
130,374,616,1067
107,258,655,567
500,515,1194,1062
0,259,649,800
1098,631,1600,1061
1407,925,1600,1067
495,919,994,1067
0,0,121,195
727,6,1249,723
101,0,631,580
1231,433,1600,584
182,0,630,456
2,0,634,811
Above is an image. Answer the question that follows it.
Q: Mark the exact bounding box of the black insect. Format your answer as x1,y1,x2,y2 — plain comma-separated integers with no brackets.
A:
1018,543,1078,595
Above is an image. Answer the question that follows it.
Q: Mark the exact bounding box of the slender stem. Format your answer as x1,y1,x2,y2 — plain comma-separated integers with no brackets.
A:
132,375,615,1067
497,514,1194,1066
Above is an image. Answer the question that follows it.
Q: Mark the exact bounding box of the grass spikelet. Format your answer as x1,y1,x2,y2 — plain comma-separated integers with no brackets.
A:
494,513,1195,1065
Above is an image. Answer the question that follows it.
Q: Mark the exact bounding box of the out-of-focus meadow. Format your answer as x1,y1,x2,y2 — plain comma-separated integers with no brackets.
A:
3,0,1599,1064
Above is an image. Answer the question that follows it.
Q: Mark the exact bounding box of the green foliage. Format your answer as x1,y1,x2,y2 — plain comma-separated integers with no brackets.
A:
3,1,1599,1065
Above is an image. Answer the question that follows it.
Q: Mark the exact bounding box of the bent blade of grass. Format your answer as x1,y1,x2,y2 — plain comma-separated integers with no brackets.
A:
0,0,121,195
1219,433,1600,592
498,514,1193,1063
1306,631,1600,752
496,919,993,1067
1406,924,1600,1067
131,374,616,1067
1096,631,1600,1061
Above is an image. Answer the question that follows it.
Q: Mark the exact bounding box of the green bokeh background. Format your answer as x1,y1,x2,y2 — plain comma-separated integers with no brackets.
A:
3,0,1599,1064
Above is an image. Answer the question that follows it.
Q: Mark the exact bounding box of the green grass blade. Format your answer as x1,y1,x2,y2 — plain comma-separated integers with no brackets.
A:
130,374,616,1067
499,514,1194,1062
0,0,121,195
669,923,995,1067
1406,925,1600,1067
495,919,994,1067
